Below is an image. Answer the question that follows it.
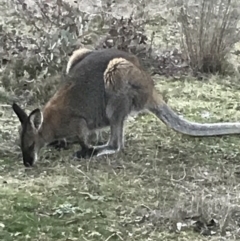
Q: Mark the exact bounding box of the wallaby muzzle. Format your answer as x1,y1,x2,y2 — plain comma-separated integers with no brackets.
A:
22,150,35,167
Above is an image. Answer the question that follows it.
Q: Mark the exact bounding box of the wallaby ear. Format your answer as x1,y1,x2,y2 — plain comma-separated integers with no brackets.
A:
28,108,43,131
12,103,28,125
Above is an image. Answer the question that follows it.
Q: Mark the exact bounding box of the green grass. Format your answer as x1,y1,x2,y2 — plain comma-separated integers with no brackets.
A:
1,76,240,240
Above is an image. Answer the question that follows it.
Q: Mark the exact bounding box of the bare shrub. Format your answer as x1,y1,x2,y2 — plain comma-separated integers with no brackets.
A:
178,0,240,75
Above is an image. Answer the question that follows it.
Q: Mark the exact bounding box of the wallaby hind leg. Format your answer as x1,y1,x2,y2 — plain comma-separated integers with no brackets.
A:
73,119,98,159
93,118,125,157
91,96,129,157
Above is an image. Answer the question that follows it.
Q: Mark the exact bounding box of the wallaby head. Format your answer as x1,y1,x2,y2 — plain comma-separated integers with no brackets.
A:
12,103,44,167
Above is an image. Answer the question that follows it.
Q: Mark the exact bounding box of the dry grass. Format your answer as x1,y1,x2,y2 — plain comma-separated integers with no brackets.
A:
179,0,240,74
1,76,240,240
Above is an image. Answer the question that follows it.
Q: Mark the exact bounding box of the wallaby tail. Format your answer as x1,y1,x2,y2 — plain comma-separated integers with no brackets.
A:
66,48,93,74
149,89,240,136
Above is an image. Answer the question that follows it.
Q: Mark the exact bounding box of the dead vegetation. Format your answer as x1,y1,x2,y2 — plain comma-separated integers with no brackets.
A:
178,0,240,75
1,0,240,240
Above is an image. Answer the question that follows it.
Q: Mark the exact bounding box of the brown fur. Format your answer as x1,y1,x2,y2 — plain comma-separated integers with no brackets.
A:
104,57,150,87
104,57,156,109
104,58,132,91
41,82,74,142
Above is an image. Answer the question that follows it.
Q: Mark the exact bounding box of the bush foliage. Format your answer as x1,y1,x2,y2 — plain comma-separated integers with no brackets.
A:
0,0,152,105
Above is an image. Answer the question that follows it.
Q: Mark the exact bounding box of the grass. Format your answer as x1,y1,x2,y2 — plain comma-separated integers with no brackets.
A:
1,75,240,240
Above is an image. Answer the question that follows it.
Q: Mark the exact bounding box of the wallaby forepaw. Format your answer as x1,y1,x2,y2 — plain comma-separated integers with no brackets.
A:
73,147,98,160
48,139,68,150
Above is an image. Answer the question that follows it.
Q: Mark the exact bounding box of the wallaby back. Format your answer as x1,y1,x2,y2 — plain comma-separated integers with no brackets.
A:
44,49,146,132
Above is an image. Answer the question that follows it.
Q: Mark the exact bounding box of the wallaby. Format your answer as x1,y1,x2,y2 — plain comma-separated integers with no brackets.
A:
12,47,240,167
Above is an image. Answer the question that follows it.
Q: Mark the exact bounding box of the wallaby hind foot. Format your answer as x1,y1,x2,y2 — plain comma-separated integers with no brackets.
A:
73,145,121,159
73,123,124,159
73,147,97,159
73,118,124,159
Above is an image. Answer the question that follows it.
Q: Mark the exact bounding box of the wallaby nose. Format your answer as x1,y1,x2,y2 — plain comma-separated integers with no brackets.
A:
23,156,34,167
